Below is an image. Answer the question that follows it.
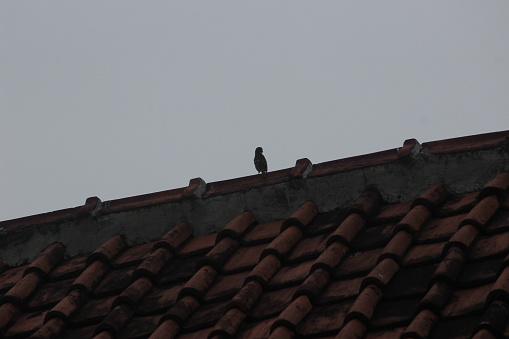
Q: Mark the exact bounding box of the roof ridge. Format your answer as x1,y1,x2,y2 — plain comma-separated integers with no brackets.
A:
402,172,509,338
2,131,509,267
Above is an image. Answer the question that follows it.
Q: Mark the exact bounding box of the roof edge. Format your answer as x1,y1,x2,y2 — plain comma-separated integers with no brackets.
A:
0,130,508,266
1,130,508,231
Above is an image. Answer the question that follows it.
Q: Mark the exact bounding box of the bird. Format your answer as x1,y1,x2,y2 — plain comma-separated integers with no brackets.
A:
254,147,268,178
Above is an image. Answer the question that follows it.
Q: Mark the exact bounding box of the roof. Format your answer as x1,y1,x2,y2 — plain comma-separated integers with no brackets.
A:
1,130,509,339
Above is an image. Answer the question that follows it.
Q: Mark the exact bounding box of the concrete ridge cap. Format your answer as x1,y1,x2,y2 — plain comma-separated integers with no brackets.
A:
1,130,508,233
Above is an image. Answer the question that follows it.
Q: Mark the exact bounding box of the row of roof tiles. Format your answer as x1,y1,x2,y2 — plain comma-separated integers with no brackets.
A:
1,171,509,338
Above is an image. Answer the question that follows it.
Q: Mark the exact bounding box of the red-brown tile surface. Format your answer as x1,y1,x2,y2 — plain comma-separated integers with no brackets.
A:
1,137,509,339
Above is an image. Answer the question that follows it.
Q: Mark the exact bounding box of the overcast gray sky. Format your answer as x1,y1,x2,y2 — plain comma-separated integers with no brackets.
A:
1,2,508,221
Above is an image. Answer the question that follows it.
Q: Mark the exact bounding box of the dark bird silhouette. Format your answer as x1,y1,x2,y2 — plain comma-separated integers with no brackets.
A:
254,147,268,178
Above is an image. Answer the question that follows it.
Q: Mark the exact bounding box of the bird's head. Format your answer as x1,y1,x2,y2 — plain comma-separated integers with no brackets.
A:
255,147,263,154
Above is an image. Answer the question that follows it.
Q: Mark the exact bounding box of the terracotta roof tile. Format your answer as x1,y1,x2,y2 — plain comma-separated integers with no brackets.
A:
149,318,180,338
384,264,437,299
178,265,218,301
401,309,438,339
395,204,432,235
488,266,509,304
432,246,466,284
2,272,42,305
461,195,500,229
241,221,282,245
365,327,405,339
222,243,265,273
267,325,293,339
250,285,297,320
484,209,509,234
295,267,331,299
209,307,246,338
262,226,303,260
116,314,162,339
71,295,115,325
442,283,493,318
1,132,509,339
137,284,181,316
471,328,498,339
114,276,153,308
418,280,454,314
429,315,482,339
362,257,400,289
157,256,201,285
438,191,479,217
216,212,256,243
344,284,383,324
480,172,509,200
199,237,239,271
379,230,413,263
312,241,349,273
446,224,479,253
402,241,445,267
46,288,87,322
473,300,509,338
317,276,362,305
371,297,421,329
182,299,228,331
416,213,464,244
373,201,412,224
76,260,116,295
87,235,127,266
178,232,217,257
281,201,318,231
26,278,73,311
412,183,449,211
336,318,367,338
457,256,503,287
306,208,346,236
178,326,212,339
228,280,263,313
245,254,280,287
203,271,250,303
270,260,314,289
350,222,395,251
30,317,66,339
154,221,193,253
297,301,352,337
347,186,382,218
49,255,87,281
334,247,382,278
0,302,18,330
469,230,509,260
270,294,312,332
93,303,135,336
0,264,28,293
421,130,509,154
286,232,328,263
236,316,274,339
25,243,65,278
111,241,156,268
328,213,366,246
160,294,199,325
58,324,97,339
